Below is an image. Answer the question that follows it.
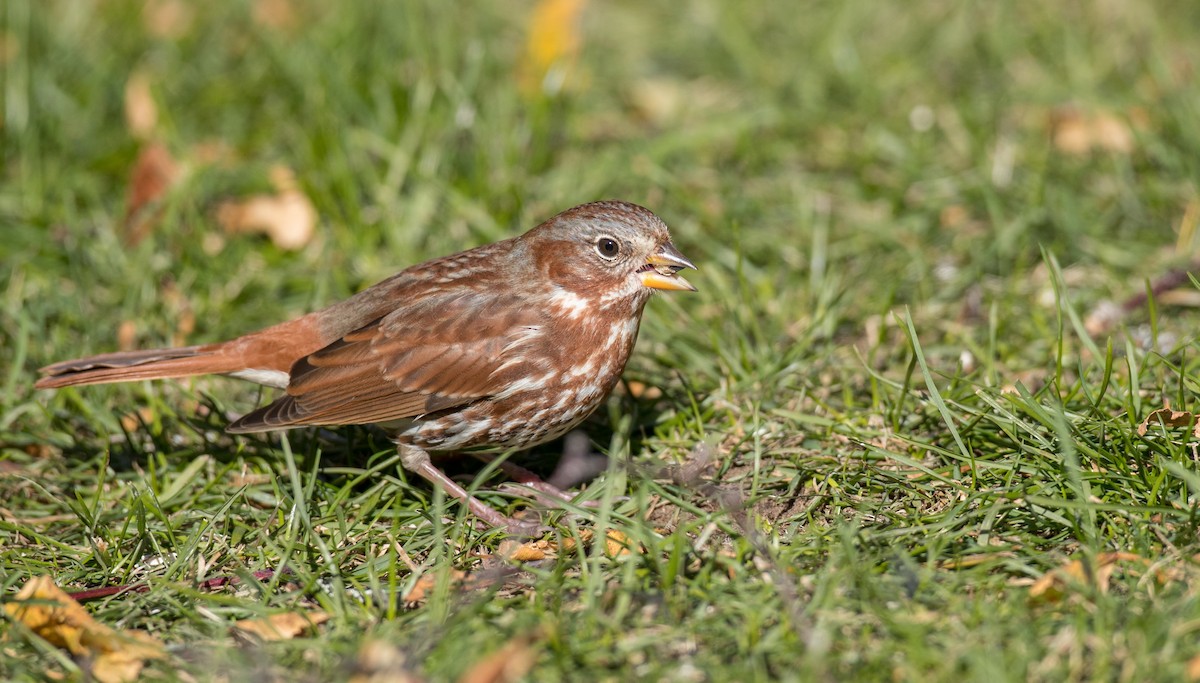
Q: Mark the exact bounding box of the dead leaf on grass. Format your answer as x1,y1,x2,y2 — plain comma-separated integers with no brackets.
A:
142,0,194,39
457,632,541,683
119,407,157,433
401,570,469,606
621,380,662,400
1137,402,1200,439
1028,552,1147,603
123,142,181,245
501,529,640,562
124,70,158,140
232,610,330,641
253,0,298,31
1188,653,1200,682
350,640,426,683
518,0,587,97
116,320,138,352
1050,106,1143,155
217,165,317,250
4,576,165,683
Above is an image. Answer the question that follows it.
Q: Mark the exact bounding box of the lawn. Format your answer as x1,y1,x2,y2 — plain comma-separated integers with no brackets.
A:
5,0,1200,681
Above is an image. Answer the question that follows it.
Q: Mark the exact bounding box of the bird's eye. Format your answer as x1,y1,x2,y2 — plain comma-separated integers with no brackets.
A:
595,236,620,259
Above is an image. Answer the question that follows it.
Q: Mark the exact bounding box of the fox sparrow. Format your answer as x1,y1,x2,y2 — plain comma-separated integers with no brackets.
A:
37,200,696,529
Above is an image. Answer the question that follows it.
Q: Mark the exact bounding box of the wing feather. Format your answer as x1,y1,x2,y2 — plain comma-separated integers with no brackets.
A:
227,292,547,434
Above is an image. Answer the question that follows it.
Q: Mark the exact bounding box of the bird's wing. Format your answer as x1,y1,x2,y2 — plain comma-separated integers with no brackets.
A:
226,292,547,432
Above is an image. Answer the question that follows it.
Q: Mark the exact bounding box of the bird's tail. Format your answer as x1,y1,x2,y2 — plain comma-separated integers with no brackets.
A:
34,344,239,389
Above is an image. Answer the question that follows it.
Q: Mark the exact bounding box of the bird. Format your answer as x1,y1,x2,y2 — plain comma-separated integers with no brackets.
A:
36,200,697,530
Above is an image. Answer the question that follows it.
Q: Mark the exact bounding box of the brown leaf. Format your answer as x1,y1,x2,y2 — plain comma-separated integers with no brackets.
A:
123,142,181,246
522,529,639,559
217,165,317,250
939,204,969,229
253,0,298,31
117,320,138,352
350,640,427,683
5,576,164,682
1188,653,1200,682
402,570,468,605
457,632,541,683
232,610,330,641
1050,106,1138,155
142,0,194,39
119,407,157,433
499,538,550,562
1028,552,1147,603
622,380,662,400
1136,402,1200,438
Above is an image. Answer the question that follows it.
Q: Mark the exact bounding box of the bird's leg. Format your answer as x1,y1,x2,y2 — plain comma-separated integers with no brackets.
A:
397,443,541,533
470,453,576,503
473,433,612,510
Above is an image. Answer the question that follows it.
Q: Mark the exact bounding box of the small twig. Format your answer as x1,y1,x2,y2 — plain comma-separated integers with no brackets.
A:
67,569,286,603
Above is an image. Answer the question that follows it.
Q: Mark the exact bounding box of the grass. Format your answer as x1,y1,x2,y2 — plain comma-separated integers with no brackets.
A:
5,0,1200,680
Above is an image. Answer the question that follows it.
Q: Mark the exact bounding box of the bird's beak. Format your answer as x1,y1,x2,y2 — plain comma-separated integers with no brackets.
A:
639,242,697,292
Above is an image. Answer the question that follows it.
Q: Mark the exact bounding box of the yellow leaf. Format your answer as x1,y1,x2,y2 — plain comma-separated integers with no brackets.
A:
124,70,158,140
506,528,638,559
233,610,331,641
5,576,164,682
518,0,587,96
216,165,317,250
1050,106,1138,155
402,570,468,606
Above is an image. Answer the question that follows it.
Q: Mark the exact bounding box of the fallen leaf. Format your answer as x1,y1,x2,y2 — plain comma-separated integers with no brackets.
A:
518,0,587,96
233,610,330,641
120,407,157,433
142,0,194,39
626,77,735,127
1028,552,1146,603
228,471,274,488
22,443,57,460
1050,106,1138,155
510,529,639,560
1189,653,1200,682
216,165,317,250
123,142,181,245
253,0,298,31
124,71,158,140
628,78,685,126
457,632,541,683
499,538,551,562
1090,112,1134,153
350,640,426,683
4,576,164,683
117,320,138,351
1137,402,1200,439
939,204,969,229
622,380,663,400
402,570,468,605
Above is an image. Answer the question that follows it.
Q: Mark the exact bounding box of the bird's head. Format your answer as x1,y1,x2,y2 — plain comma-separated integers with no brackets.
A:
526,200,696,305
